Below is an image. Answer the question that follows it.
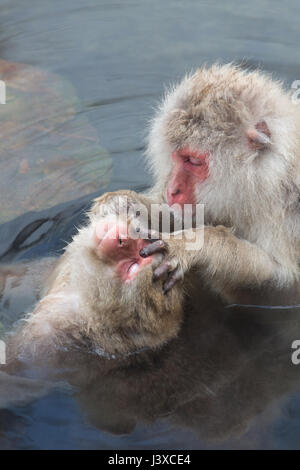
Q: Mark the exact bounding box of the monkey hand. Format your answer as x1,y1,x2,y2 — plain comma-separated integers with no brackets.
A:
140,240,184,294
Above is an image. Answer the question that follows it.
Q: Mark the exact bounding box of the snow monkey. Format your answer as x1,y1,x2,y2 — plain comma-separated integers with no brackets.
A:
144,63,300,299
6,190,211,364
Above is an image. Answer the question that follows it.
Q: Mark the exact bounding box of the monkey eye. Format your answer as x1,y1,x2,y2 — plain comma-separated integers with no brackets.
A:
183,155,202,166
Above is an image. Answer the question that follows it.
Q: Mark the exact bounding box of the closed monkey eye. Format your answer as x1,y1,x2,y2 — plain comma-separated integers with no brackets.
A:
183,155,203,166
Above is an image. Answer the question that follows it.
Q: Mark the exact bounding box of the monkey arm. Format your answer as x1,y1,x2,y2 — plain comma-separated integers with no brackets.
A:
177,226,278,288
141,226,280,293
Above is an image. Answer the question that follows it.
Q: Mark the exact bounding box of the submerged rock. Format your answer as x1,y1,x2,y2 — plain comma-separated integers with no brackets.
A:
0,59,112,223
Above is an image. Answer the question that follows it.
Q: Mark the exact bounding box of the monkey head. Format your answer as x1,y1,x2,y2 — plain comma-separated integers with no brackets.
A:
89,191,154,284
147,64,298,227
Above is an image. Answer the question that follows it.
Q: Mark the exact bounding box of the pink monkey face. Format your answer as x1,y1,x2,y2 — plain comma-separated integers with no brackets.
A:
93,219,153,283
166,148,209,207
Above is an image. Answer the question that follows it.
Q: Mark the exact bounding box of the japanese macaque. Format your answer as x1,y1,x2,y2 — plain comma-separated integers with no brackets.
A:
6,190,191,364
145,64,300,299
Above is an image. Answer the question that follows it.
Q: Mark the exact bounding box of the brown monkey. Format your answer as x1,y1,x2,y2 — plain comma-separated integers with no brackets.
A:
6,190,185,364
145,64,300,299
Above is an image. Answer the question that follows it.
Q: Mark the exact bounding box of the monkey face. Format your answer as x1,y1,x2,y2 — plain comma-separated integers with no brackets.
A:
85,191,157,285
163,86,262,209
92,218,154,283
166,147,210,206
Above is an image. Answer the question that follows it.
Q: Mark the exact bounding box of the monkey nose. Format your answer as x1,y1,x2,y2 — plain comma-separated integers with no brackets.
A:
167,186,182,205
167,187,180,202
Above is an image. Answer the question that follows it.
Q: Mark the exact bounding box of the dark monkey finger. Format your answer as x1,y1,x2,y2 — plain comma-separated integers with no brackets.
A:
152,258,179,282
163,267,184,295
139,240,166,258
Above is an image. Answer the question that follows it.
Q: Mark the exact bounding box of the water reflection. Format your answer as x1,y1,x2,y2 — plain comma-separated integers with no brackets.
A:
70,292,300,446
1,276,300,449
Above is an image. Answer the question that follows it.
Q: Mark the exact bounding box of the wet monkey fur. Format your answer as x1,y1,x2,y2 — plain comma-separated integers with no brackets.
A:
145,64,300,299
6,190,207,363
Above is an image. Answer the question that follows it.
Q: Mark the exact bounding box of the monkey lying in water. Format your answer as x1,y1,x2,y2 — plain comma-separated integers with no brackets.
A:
6,189,206,364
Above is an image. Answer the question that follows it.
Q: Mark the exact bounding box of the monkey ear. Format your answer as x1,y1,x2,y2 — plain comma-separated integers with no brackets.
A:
246,120,271,150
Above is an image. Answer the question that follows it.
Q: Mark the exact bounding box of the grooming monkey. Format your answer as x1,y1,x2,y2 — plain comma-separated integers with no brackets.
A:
144,64,300,299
